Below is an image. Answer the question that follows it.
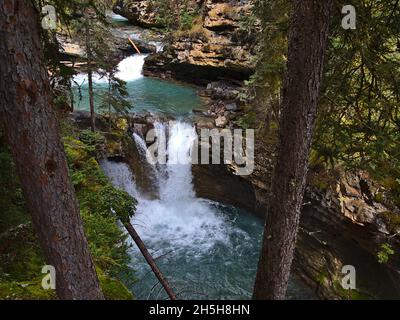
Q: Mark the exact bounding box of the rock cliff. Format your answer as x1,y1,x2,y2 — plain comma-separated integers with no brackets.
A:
114,0,258,84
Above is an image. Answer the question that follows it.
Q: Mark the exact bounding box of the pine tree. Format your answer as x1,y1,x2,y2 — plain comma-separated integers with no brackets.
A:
0,0,104,300
99,67,133,132
253,0,334,300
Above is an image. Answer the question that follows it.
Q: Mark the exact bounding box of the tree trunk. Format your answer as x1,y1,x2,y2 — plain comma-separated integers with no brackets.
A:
108,77,112,133
253,0,334,300
0,0,104,300
85,17,96,132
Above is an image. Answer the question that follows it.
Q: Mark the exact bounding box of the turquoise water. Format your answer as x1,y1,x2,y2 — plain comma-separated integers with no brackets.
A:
130,202,316,300
72,56,203,117
107,12,131,27
101,123,316,300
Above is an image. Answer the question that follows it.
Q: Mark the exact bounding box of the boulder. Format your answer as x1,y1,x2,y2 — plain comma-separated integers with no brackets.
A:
113,0,165,28
225,101,238,111
215,115,228,128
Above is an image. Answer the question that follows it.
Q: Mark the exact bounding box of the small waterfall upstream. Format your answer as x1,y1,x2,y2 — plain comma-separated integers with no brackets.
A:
115,54,148,82
101,122,315,300
73,54,148,86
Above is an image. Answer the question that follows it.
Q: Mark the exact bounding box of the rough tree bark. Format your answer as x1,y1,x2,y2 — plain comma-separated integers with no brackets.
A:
0,0,104,300
253,0,334,300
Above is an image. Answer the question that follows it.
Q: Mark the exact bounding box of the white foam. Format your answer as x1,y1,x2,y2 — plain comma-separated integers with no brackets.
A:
149,41,164,53
116,54,148,82
101,122,237,257
72,72,108,86
109,13,129,22
72,54,148,86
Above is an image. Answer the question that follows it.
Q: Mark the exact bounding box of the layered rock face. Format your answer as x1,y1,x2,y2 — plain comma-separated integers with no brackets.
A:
115,0,258,84
113,0,164,28
165,0,256,83
194,144,400,299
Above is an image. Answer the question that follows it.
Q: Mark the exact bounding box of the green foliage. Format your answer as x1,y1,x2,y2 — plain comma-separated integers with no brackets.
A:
64,127,137,274
0,123,137,299
235,111,257,130
315,269,330,286
179,5,201,32
180,11,196,31
98,185,137,223
98,272,134,300
381,211,400,233
251,0,289,95
148,0,202,31
79,129,106,150
82,209,130,271
0,225,44,281
0,278,56,300
251,0,400,208
149,0,175,28
98,73,133,131
377,243,395,264
314,0,400,206
334,280,371,300
0,141,27,233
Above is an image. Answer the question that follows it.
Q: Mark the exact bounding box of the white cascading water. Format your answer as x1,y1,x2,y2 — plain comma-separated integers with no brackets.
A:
72,54,148,85
72,72,109,86
101,117,313,301
97,49,313,300
149,41,164,53
115,54,148,82
159,122,197,201
102,122,232,255
132,132,148,159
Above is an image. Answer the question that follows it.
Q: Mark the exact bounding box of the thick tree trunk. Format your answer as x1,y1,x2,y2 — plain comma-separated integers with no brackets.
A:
253,0,334,300
0,0,104,300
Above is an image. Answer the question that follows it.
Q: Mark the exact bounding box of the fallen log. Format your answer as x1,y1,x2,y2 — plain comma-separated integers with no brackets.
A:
123,221,177,300
128,37,142,55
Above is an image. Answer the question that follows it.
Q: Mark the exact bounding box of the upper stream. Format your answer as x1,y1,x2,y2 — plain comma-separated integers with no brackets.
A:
72,54,203,116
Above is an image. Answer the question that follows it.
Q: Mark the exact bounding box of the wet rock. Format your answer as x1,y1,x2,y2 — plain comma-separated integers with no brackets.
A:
190,129,400,299
113,0,166,28
194,116,216,130
215,115,228,128
225,101,238,111
112,35,157,54
137,0,258,84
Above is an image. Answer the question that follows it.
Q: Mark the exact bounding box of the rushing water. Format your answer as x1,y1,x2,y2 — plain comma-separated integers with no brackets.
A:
107,11,130,27
101,122,315,300
72,54,203,116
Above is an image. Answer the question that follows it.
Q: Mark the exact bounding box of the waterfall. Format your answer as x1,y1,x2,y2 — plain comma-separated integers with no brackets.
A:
116,54,148,82
72,54,148,85
132,132,148,158
149,41,164,53
101,159,139,198
160,122,197,202
101,122,231,254
101,121,314,300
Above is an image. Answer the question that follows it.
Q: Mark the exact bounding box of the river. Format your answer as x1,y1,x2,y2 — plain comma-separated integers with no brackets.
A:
73,29,315,299
100,122,314,300
72,54,203,116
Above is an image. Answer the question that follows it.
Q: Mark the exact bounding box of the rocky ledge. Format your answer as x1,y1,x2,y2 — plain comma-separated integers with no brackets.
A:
194,135,400,299
115,0,258,84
